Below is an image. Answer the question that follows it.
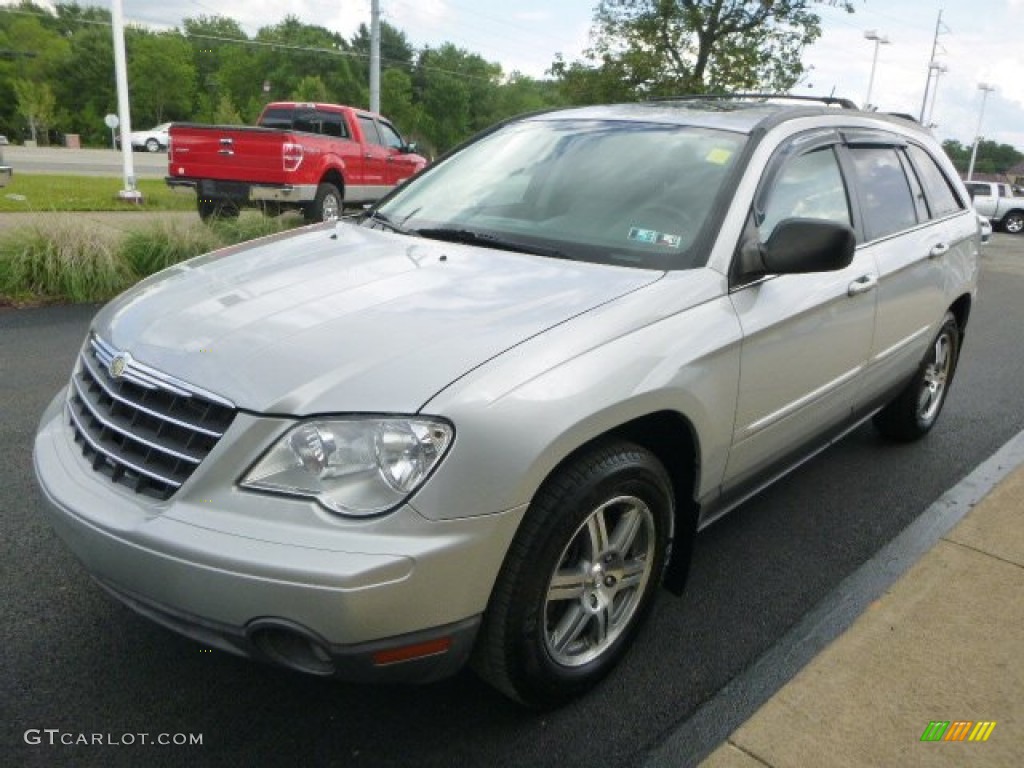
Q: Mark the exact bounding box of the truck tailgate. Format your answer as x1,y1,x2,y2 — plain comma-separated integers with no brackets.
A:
168,125,294,185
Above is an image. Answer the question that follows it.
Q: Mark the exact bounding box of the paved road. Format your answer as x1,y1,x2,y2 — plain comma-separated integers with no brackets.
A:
2,145,168,178
3,236,1024,767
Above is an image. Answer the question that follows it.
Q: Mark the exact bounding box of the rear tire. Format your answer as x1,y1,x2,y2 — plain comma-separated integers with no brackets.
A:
145,138,161,153
197,198,240,222
873,312,960,441
472,440,672,708
304,183,342,222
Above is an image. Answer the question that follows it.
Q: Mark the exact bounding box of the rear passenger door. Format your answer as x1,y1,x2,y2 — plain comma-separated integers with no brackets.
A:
842,134,970,405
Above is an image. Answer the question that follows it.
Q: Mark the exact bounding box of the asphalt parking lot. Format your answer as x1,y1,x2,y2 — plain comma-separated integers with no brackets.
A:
2,234,1023,767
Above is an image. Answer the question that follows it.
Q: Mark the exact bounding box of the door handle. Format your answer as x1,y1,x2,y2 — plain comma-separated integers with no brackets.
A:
929,242,949,259
848,274,878,296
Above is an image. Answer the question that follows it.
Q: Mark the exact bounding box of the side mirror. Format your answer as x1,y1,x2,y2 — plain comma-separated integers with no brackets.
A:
740,218,856,279
401,142,418,154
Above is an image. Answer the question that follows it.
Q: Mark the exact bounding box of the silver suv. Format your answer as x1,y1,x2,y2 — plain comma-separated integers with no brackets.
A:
34,97,979,708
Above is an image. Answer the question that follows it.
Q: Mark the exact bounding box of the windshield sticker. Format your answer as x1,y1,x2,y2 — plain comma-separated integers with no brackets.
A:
705,148,733,165
628,227,682,248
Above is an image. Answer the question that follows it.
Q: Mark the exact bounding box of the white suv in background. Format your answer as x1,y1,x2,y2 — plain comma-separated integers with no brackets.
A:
35,96,979,708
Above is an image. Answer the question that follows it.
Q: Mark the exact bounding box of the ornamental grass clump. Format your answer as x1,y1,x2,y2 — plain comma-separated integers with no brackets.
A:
0,217,133,303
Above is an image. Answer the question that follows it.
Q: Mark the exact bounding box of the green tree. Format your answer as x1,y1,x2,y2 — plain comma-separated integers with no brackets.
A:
350,21,415,72
212,93,243,124
943,138,1024,175
555,0,854,103
127,31,197,125
0,5,70,138
183,15,250,123
13,78,56,143
380,68,420,134
253,17,363,107
415,44,502,151
52,24,115,145
293,75,329,102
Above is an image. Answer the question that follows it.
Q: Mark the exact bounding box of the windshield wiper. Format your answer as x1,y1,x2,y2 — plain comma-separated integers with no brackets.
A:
412,227,570,259
362,210,417,236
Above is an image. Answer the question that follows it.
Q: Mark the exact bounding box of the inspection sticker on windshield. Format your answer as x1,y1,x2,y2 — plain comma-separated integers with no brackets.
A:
628,227,682,248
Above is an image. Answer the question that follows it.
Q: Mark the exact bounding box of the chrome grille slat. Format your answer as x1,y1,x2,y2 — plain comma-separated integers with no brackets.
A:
71,375,203,465
66,400,184,489
90,336,235,406
78,351,225,438
67,334,237,500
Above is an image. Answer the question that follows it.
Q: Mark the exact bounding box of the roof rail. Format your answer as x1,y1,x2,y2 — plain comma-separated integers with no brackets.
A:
652,93,860,110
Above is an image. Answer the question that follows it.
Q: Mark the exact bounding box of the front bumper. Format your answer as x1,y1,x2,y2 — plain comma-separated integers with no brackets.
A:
34,391,525,683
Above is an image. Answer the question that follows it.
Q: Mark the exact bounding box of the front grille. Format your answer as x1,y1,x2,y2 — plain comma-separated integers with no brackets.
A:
66,334,236,500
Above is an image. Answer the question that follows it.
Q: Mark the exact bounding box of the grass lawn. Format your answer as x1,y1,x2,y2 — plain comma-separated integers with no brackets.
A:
0,173,195,213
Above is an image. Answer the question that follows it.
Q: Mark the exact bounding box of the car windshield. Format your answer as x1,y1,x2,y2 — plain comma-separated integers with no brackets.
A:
371,118,747,269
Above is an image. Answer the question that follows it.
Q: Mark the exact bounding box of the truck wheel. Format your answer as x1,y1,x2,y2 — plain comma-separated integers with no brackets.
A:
197,198,240,222
304,183,342,222
1003,211,1024,234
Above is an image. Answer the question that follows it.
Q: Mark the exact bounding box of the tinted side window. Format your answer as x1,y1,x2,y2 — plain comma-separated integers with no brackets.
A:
907,144,963,218
259,108,294,130
848,147,918,240
377,121,405,150
760,147,851,241
964,182,989,198
292,111,318,134
316,110,349,138
358,116,383,146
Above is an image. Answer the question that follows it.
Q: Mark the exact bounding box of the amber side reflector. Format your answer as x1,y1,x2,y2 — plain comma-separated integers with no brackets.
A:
372,637,452,666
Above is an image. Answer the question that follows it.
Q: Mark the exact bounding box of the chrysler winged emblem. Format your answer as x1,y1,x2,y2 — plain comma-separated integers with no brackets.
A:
108,352,131,379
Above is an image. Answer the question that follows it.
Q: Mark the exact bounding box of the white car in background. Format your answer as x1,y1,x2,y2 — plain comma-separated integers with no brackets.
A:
121,123,171,152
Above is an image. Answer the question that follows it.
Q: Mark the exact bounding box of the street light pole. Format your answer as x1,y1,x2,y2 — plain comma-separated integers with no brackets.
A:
111,0,141,202
863,30,890,111
967,83,996,181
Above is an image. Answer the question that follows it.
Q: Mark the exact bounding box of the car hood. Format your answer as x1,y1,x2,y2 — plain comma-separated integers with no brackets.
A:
92,222,663,414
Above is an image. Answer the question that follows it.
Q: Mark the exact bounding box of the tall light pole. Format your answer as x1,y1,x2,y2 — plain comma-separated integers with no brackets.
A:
967,83,996,181
369,0,381,113
863,30,890,111
111,0,141,202
926,62,948,127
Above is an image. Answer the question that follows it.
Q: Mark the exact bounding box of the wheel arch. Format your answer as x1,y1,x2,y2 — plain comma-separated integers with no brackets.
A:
949,293,972,336
319,166,346,197
532,410,702,596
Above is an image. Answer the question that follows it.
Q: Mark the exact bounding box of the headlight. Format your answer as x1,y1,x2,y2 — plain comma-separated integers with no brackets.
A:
241,417,453,517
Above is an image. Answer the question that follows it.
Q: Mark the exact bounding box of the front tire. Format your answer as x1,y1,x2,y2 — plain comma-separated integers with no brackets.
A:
873,312,960,441
1003,211,1024,235
145,138,161,153
304,183,342,222
473,440,672,708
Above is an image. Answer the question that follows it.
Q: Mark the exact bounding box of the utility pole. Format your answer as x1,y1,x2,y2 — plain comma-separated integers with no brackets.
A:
111,0,141,202
919,10,944,122
370,0,381,114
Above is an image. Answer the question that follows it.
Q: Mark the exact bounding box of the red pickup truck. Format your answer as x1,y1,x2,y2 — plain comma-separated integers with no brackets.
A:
167,102,427,221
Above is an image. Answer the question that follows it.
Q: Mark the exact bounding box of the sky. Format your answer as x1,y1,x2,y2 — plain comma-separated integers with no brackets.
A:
9,1,1024,151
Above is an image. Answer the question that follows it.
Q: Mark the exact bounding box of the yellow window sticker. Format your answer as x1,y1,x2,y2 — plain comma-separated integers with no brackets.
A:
705,148,733,165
